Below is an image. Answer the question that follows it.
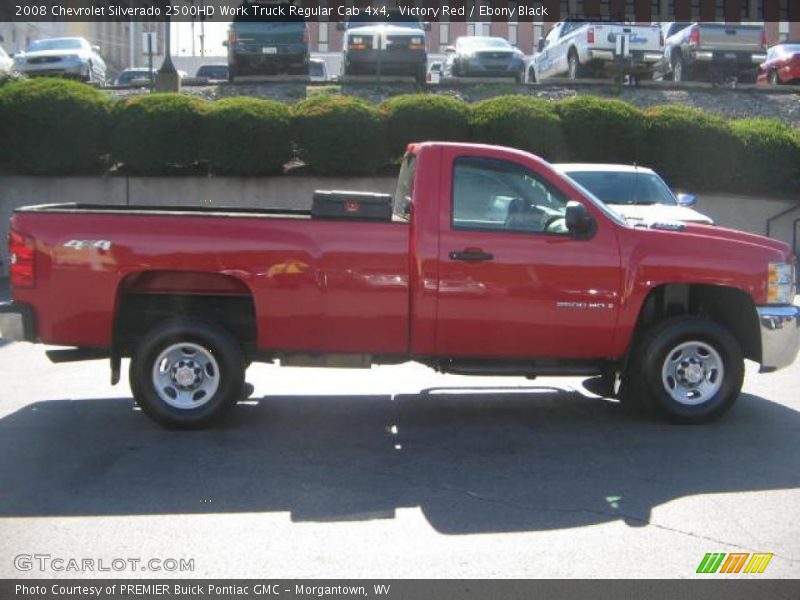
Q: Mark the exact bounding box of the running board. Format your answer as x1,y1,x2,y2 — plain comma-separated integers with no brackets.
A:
437,360,605,378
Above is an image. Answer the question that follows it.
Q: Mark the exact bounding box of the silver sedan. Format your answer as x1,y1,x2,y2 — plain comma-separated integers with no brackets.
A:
14,37,106,84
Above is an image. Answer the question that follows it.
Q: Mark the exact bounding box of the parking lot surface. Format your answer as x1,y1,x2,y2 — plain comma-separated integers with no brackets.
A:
1,332,799,578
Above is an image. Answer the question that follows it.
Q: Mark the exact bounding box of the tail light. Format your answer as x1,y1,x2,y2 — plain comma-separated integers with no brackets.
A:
9,230,35,289
227,32,238,44
587,28,595,44
303,29,310,44
689,26,700,46
760,28,767,50
659,30,665,47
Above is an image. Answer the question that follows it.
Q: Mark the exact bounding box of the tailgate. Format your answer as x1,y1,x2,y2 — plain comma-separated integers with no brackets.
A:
697,24,764,52
592,24,662,52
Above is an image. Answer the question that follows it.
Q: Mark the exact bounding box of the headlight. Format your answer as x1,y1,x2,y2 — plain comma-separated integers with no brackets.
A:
767,261,796,304
350,36,363,45
411,37,423,45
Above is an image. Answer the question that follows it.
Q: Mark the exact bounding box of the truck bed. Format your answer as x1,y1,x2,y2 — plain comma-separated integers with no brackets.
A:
11,203,411,354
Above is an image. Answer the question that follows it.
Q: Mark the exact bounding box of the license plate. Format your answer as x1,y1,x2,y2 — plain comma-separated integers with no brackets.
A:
725,52,737,59
262,47,277,54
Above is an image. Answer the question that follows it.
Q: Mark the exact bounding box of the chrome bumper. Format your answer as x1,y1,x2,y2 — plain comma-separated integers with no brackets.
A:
0,302,35,343
757,304,800,371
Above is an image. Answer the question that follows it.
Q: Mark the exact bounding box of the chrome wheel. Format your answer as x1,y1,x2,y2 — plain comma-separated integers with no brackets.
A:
568,55,578,79
151,342,220,410
660,340,723,406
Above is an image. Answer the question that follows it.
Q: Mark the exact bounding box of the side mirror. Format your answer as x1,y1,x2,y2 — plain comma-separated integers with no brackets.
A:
676,192,696,206
336,22,346,31
565,201,593,235
222,40,228,47
423,22,431,31
537,39,546,52
92,45,100,53
445,45,456,54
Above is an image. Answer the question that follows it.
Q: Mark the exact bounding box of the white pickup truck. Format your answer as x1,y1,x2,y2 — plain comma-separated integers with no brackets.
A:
530,21,663,81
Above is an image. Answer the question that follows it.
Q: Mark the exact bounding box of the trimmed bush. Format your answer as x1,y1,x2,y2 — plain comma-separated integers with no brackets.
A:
111,93,207,174
380,94,470,158
730,119,800,196
556,96,646,164
470,95,566,160
640,105,740,191
0,78,111,174
292,94,389,175
205,97,292,176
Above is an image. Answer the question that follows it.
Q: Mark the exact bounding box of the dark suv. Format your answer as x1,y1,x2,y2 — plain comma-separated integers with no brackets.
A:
226,1,309,81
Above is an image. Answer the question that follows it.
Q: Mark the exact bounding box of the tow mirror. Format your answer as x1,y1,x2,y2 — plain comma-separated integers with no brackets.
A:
565,201,593,235
445,45,456,53
537,39,546,52
676,192,696,206
92,45,101,53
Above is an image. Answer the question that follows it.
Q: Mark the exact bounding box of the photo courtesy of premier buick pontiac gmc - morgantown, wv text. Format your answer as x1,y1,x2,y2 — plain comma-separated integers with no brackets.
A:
1,143,798,429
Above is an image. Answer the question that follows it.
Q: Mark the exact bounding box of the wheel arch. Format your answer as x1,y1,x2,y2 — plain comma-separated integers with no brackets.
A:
112,270,258,359
628,283,761,364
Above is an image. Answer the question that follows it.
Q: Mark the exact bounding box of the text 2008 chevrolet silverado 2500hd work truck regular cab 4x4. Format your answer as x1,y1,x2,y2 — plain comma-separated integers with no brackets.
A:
1,143,798,429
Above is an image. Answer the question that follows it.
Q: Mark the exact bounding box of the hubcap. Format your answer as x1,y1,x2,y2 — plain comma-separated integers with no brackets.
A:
152,342,220,410
661,340,724,406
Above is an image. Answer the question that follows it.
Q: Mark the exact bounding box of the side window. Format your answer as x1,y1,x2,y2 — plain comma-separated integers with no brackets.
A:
452,157,568,234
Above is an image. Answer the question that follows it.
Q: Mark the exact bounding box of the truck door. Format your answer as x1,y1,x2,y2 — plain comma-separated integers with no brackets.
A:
434,151,622,360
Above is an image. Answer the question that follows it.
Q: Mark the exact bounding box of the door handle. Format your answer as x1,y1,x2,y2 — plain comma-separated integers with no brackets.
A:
449,248,494,262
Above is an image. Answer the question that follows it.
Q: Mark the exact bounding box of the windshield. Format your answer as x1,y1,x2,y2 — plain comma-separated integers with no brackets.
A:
346,12,422,29
117,70,152,83
564,170,677,205
459,37,512,49
197,65,228,78
27,38,84,52
778,44,800,54
309,62,325,77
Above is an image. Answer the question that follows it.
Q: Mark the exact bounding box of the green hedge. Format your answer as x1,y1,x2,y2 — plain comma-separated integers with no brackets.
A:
111,93,208,174
640,105,740,191
380,94,470,159
0,78,111,174
556,96,645,164
730,119,800,195
470,95,566,161
205,97,292,176
292,94,389,175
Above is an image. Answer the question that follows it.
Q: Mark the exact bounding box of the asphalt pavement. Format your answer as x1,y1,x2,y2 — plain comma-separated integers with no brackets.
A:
1,320,799,578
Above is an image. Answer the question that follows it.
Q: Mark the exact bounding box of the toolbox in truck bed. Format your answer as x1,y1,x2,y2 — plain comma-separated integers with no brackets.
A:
312,190,393,221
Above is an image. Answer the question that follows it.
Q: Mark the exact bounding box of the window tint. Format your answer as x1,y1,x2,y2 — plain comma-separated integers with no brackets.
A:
452,157,568,233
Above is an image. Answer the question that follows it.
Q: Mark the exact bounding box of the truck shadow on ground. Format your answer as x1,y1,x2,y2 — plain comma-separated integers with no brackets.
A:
0,388,798,534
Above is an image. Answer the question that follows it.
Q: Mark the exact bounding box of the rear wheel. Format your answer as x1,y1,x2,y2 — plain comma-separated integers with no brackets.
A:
672,54,686,82
129,318,246,429
567,50,584,80
769,69,780,86
621,317,744,423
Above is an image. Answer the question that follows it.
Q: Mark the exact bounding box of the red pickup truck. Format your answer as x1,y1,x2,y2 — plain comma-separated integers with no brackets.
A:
2,142,798,429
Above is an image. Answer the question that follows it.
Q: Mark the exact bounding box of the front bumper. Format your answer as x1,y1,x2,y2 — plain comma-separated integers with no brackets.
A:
691,50,766,65
346,49,426,72
18,59,87,77
0,302,36,343
757,304,800,371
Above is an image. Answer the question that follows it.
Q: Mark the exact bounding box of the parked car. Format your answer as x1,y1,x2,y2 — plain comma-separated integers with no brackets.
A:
0,46,13,74
13,37,106,84
554,164,714,225
2,143,797,429
309,58,328,82
339,10,428,82
757,42,800,86
654,22,766,83
225,1,309,81
530,21,663,81
427,60,443,83
114,68,156,87
444,37,525,82
195,64,229,83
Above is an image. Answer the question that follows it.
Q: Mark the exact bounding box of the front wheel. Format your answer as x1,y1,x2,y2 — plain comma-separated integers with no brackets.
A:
567,51,584,80
129,318,246,429
621,317,744,424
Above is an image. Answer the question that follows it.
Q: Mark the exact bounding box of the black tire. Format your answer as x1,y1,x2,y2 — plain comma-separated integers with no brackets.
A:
567,50,584,80
672,54,687,82
527,64,537,84
621,317,744,424
129,318,246,430
84,62,93,84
